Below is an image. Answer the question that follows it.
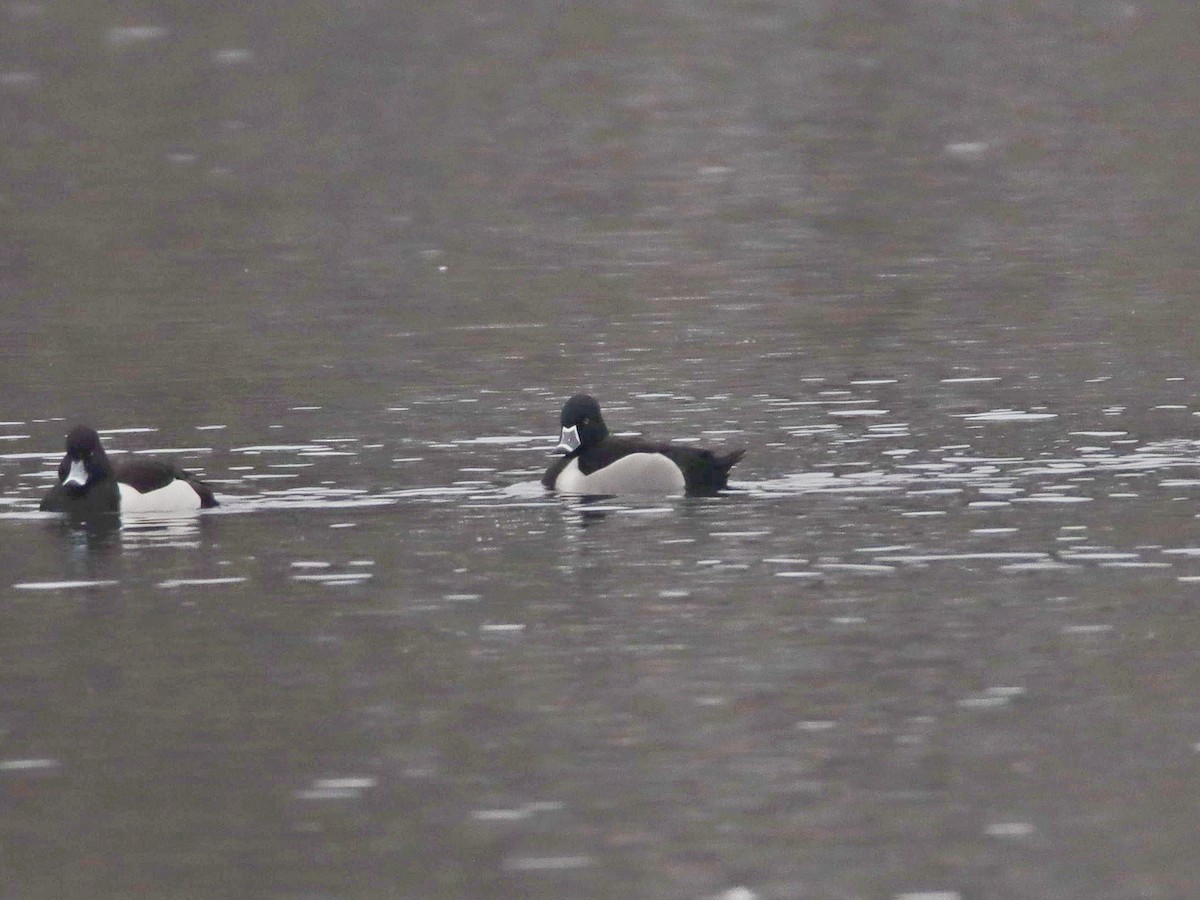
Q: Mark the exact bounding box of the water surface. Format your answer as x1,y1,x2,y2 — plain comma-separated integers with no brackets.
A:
3,2,1200,898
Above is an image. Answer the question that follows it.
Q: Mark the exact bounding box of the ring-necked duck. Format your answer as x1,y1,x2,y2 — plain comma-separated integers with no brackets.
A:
40,425,218,515
542,394,744,496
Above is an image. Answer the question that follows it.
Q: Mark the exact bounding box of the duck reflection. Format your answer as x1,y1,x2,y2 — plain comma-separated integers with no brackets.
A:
50,509,209,552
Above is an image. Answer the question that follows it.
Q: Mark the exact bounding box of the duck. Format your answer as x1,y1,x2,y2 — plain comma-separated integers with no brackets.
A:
542,394,744,496
39,425,218,515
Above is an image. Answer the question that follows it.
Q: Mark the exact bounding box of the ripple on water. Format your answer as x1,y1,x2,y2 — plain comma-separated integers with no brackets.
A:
289,560,372,586
0,759,61,775
219,487,396,513
294,776,377,801
874,552,1048,565
157,577,247,589
471,801,563,822
13,580,120,590
106,24,168,46
960,410,1057,422
213,48,254,65
502,855,594,872
985,822,1036,838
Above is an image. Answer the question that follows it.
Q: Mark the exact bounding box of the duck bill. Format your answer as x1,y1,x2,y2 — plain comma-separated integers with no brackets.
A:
553,425,581,455
63,459,88,487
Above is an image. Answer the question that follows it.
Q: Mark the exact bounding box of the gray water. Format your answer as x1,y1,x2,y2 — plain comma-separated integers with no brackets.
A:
4,2,1200,898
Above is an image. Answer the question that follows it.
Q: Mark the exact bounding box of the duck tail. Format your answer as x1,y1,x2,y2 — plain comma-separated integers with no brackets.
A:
719,448,746,469
188,475,220,508
709,447,745,490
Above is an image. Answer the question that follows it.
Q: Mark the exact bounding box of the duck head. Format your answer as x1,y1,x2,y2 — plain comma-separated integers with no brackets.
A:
57,425,112,490
554,394,609,455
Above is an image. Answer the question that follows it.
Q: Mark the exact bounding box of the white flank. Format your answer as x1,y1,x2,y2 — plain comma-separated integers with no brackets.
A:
555,454,685,496
118,479,202,512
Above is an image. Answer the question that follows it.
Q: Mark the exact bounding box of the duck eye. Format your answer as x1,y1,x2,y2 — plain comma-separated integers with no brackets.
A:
582,417,590,425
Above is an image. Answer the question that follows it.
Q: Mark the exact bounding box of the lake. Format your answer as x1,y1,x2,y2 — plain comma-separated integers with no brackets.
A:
3,2,1200,898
